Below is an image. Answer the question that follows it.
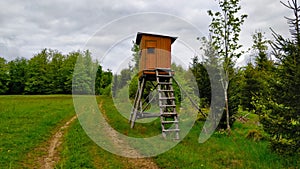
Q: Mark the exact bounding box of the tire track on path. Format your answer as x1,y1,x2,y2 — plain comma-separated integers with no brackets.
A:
40,115,77,169
98,101,159,169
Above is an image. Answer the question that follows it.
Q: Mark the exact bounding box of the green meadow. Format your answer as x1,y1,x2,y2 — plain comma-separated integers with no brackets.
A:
0,95,74,168
0,95,298,168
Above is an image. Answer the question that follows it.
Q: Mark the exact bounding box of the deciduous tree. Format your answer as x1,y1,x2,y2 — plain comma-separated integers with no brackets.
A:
207,0,247,132
0,57,9,94
8,58,28,94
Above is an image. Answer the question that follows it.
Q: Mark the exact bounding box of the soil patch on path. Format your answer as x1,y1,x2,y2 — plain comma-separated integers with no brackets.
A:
98,101,159,169
39,115,77,169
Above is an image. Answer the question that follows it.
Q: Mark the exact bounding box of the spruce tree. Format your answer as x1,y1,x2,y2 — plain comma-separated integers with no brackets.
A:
255,0,300,155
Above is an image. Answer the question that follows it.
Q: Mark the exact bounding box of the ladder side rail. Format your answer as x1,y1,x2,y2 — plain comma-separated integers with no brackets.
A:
156,70,167,138
167,71,179,139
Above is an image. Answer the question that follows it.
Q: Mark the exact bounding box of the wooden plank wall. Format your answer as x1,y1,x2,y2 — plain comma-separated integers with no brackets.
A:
139,35,172,72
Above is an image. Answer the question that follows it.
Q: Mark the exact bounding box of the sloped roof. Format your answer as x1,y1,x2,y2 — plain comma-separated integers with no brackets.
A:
135,32,177,45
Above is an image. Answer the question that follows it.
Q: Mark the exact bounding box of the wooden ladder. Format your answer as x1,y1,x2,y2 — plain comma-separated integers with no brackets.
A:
156,69,180,140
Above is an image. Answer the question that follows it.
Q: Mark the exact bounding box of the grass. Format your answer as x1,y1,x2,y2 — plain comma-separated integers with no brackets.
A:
94,96,300,169
98,96,162,138
56,95,160,168
153,121,299,169
0,95,299,168
0,95,75,168
56,119,134,169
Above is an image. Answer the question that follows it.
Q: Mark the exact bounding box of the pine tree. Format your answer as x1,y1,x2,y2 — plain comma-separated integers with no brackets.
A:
190,56,211,107
240,31,273,111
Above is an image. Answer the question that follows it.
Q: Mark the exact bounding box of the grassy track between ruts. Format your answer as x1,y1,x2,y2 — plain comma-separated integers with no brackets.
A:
56,119,136,169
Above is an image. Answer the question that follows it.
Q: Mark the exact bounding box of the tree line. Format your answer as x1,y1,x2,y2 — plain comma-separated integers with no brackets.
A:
0,49,112,95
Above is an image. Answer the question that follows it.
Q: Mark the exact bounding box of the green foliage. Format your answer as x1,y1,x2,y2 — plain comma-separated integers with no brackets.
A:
208,0,248,67
2,49,112,95
62,52,79,94
246,129,263,141
113,68,132,97
207,0,247,131
99,70,112,95
239,31,274,112
131,41,140,69
72,50,97,94
254,99,300,155
25,49,50,94
190,56,211,108
240,63,269,111
94,65,103,95
0,57,10,94
8,58,28,94
128,74,138,99
101,84,112,96
253,0,300,156
47,50,65,94
252,31,271,70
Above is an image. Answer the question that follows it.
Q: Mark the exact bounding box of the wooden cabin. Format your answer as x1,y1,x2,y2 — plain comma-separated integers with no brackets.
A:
135,32,177,77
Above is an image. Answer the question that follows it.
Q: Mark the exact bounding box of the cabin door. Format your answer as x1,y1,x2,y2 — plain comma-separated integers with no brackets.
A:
145,40,157,69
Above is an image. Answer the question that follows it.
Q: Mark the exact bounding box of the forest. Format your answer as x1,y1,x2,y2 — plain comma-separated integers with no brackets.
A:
0,49,112,95
0,0,299,158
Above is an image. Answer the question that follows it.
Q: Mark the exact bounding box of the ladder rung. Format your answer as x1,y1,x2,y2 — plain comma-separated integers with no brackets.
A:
161,112,177,116
157,74,172,77
158,82,172,85
159,97,175,100
163,129,180,132
137,113,160,119
158,89,173,92
162,120,178,124
160,104,176,107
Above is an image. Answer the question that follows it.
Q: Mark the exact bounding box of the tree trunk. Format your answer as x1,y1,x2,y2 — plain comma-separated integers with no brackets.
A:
224,88,231,133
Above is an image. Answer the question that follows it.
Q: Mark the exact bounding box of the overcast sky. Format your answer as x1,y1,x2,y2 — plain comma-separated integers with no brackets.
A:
0,0,293,71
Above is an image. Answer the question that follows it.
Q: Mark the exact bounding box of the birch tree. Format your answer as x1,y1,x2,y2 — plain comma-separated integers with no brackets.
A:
207,0,247,132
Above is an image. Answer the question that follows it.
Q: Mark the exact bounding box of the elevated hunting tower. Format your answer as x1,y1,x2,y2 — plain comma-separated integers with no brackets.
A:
129,32,180,139
136,32,177,76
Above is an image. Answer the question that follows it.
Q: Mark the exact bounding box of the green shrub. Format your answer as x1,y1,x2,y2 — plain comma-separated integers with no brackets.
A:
254,99,300,156
246,129,263,141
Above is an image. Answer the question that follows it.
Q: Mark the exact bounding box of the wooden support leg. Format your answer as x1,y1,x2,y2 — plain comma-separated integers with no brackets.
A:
130,77,145,128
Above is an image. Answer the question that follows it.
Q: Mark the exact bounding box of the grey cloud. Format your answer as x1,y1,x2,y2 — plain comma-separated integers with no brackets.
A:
0,0,295,66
